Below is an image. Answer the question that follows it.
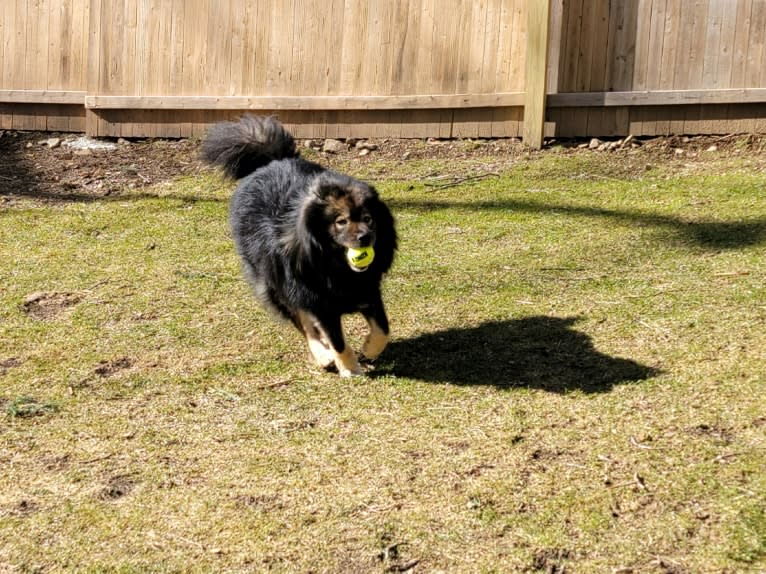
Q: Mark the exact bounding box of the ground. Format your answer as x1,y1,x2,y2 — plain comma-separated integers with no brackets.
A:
2,128,765,203
1,127,765,573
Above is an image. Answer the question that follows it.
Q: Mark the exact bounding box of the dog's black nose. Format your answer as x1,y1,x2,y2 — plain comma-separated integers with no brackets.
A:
357,232,372,246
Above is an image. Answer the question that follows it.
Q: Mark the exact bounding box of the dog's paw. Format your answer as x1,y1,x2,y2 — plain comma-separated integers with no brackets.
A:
307,339,335,369
338,366,365,378
362,331,388,361
335,347,364,377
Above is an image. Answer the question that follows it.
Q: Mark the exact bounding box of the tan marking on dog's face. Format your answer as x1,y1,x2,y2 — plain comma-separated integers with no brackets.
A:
325,193,375,249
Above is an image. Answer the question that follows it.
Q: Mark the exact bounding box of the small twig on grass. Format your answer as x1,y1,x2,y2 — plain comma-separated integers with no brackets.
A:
651,555,683,572
624,289,683,299
82,279,110,293
629,436,660,450
386,559,420,573
710,133,741,143
576,173,625,183
256,378,302,390
81,453,116,465
712,452,745,464
608,473,648,491
164,532,206,551
712,271,750,277
423,172,499,190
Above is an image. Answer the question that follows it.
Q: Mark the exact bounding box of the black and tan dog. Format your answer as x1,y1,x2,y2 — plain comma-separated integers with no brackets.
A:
202,116,397,376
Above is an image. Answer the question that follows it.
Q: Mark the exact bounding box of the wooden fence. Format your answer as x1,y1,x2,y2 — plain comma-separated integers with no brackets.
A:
1,0,765,143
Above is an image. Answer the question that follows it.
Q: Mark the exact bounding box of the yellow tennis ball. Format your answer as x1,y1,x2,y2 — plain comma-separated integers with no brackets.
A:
346,246,375,269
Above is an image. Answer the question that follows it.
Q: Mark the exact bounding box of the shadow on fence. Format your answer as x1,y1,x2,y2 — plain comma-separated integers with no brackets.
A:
376,316,659,393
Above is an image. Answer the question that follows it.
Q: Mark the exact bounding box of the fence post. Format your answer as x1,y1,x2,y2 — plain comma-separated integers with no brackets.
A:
523,0,552,149
85,0,103,137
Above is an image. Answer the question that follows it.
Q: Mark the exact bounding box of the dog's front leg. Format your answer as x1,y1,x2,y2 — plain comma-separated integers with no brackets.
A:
361,298,389,361
314,312,363,377
296,310,335,369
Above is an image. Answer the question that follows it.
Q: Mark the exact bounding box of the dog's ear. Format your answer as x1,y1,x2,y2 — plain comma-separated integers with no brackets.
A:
281,194,325,271
313,172,358,201
368,192,398,272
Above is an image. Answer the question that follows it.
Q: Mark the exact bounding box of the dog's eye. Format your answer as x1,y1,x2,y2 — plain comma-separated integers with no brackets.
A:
335,218,348,226
362,215,372,224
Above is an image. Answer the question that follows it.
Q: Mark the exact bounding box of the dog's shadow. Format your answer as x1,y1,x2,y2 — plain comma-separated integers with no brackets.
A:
374,316,659,393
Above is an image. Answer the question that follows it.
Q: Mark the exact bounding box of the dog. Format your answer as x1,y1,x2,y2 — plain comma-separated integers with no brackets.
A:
202,116,397,376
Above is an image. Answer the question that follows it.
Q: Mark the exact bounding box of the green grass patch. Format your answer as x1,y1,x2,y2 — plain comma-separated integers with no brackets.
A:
1,150,764,572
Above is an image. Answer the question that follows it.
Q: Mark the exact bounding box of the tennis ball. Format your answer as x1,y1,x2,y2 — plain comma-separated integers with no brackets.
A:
346,246,375,269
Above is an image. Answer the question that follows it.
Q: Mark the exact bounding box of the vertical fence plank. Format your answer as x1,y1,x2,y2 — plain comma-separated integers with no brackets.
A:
588,0,611,92
0,2,5,90
339,0,368,95
523,0,551,148
128,0,140,96
325,0,345,96
205,0,232,96
415,0,436,95
606,0,639,91
0,2,8,90
745,0,766,88
709,0,737,88
576,0,598,92
86,0,102,135
24,0,47,90
71,0,89,92
659,0,681,88
731,0,753,88
702,0,726,88
168,0,184,96
480,0,502,95
434,0,462,95
546,0,563,93
646,0,666,89
47,0,63,90
370,0,395,95
560,0,583,91
389,0,417,96
227,0,244,96
12,1,27,92
633,0,654,91
182,0,207,97
508,0,527,91
688,0,711,88
495,0,514,92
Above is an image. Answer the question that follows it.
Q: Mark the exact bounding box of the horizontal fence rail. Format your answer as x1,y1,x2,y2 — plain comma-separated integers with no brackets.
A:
1,0,765,144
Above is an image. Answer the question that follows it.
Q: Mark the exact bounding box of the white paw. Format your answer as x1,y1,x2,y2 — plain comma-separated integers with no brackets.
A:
338,365,365,378
335,348,363,377
308,338,335,369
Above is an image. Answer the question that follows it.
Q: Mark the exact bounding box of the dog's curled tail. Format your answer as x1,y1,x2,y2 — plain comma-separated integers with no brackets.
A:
201,115,297,179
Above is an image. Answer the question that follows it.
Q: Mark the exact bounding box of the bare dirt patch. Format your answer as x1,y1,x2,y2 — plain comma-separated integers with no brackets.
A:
2,129,765,204
0,358,22,376
93,357,133,378
21,291,81,320
99,474,137,501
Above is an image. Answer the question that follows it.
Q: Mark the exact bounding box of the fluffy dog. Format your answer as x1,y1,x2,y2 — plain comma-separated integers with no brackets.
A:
202,116,397,376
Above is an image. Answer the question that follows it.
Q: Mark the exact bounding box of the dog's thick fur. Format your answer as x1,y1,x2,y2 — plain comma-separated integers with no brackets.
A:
202,116,397,376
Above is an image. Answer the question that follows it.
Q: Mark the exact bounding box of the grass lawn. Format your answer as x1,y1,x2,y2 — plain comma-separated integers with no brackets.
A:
1,141,765,573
